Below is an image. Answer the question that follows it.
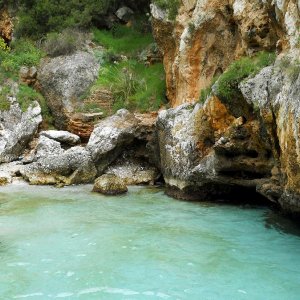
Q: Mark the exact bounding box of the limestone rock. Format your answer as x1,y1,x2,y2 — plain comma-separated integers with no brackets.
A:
22,145,97,186
239,52,300,214
0,84,42,163
38,51,99,129
0,7,13,42
105,155,159,185
93,174,128,195
151,0,297,106
40,130,80,146
87,109,157,175
157,99,274,201
115,6,134,22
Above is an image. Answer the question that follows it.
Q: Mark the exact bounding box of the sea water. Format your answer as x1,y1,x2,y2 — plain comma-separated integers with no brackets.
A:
0,183,300,300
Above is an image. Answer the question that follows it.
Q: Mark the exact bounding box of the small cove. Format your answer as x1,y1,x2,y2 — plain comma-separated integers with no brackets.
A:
0,183,300,299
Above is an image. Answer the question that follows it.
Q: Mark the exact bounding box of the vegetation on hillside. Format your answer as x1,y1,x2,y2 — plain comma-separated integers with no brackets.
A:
200,51,276,104
152,0,180,20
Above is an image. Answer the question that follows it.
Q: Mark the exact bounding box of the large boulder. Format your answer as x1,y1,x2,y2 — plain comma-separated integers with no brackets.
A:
38,51,99,129
21,136,97,185
87,109,158,175
0,84,42,163
157,99,274,201
93,174,128,195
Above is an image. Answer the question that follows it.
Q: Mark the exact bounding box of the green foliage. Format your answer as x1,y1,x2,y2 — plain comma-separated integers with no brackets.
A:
17,84,53,124
92,24,154,56
43,29,86,57
0,37,9,52
0,39,44,79
15,0,117,38
91,60,166,113
152,0,180,20
0,86,11,111
215,51,276,102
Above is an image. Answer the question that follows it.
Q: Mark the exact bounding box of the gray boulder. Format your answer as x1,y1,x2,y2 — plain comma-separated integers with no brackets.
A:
87,109,139,174
22,138,97,185
40,130,80,145
115,6,134,22
0,84,42,163
38,51,99,129
93,174,128,195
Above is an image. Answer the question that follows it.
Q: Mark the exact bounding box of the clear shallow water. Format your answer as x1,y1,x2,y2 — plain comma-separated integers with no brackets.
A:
0,184,300,300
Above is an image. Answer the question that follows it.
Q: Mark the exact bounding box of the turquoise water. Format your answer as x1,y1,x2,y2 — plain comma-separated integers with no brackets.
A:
0,184,300,300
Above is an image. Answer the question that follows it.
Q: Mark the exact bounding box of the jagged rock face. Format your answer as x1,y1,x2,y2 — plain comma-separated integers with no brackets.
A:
151,0,299,106
157,99,274,201
38,51,99,130
87,109,159,175
21,136,97,185
240,52,300,214
0,7,13,43
0,84,42,163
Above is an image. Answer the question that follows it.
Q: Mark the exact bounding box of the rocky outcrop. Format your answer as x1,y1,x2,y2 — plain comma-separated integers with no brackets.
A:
151,0,299,106
0,83,42,163
38,51,99,129
21,135,96,185
93,174,128,195
0,7,13,43
239,51,300,215
157,98,274,202
87,109,159,175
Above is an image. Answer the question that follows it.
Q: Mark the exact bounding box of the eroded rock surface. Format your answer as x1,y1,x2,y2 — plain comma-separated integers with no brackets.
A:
0,84,42,163
21,136,96,185
38,51,99,129
93,174,128,195
151,0,299,106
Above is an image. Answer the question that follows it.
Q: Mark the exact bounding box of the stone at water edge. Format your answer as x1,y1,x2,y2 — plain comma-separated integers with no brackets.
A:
92,174,128,195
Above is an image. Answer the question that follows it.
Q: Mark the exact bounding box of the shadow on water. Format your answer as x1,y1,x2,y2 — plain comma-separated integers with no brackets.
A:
264,210,300,237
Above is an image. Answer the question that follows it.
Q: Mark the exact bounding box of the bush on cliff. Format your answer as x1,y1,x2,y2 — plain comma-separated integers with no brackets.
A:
214,51,276,102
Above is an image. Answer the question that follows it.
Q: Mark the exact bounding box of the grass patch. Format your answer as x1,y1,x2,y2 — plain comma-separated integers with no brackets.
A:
215,51,276,102
0,39,44,81
92,24,154,57
0,86,11,111
91,60,166,113
18,84,53,124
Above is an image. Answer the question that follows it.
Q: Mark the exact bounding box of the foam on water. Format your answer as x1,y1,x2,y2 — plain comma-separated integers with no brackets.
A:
0,184,300,299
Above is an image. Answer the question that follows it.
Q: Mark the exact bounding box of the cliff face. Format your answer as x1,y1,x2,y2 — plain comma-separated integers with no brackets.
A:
153,0,300,214
151,0,299,106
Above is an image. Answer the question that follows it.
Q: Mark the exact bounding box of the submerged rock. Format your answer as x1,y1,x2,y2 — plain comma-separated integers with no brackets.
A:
93,174,128,195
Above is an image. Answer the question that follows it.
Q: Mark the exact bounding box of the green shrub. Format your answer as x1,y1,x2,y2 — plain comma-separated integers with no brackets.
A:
89,60,166,113
0,86,11,111
215,51,276,102
15,0,116,38
18,84,53,125
43,29,86,57
0,39,43,77
92,24,154,56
